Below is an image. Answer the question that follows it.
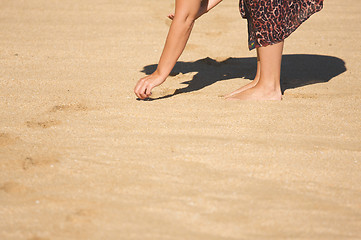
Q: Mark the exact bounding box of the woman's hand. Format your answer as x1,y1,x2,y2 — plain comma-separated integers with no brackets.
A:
134,72,167,99
168,0,223,20
167,13,175,20
167,5,206,20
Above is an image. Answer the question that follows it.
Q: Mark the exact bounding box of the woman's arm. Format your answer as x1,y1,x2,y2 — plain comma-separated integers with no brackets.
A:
134,0,223,99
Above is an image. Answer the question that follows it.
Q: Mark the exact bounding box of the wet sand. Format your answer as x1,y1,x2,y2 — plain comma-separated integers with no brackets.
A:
0,0,360,239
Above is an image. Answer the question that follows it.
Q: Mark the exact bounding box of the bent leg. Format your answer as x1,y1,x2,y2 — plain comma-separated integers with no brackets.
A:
226,41,283,101
224,48,260,98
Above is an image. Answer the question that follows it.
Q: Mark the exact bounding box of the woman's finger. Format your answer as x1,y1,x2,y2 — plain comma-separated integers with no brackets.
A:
134,82,143,99
145,84,153,96
134,85,140,99
139,84,148,99
134,76,149,99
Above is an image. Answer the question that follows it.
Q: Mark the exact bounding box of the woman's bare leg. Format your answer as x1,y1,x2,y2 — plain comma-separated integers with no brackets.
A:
224,48,260,98
226,41,283,100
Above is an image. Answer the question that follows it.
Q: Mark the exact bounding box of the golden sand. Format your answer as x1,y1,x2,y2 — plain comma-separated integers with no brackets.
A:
0,0,360,239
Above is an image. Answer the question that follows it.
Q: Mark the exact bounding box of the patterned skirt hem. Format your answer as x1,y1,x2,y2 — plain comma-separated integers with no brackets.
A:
247,6,322,50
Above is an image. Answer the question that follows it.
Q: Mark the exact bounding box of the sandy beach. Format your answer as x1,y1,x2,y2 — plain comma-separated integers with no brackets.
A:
1,0,360,239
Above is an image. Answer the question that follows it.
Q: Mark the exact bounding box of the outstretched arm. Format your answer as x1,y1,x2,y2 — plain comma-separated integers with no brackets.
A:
134,0,223,100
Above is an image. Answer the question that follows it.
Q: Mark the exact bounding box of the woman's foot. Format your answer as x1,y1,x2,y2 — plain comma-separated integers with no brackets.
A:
226,42,284,101
226,84,282,101
224,50,261,99
223,78,259,98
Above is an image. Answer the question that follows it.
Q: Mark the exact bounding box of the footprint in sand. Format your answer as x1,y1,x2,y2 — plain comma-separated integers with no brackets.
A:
66,209,96,224
49,103,88,113
25,103,88,128
288,93,319,99
0,132,18,146
0,181,32,195
25,119,61,129
22,156,59,170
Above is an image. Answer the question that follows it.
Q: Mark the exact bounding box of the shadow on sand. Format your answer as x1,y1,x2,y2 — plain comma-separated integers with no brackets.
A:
140,54,346,100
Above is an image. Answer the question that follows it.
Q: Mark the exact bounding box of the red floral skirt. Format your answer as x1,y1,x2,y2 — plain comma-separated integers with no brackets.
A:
239,0,324,50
